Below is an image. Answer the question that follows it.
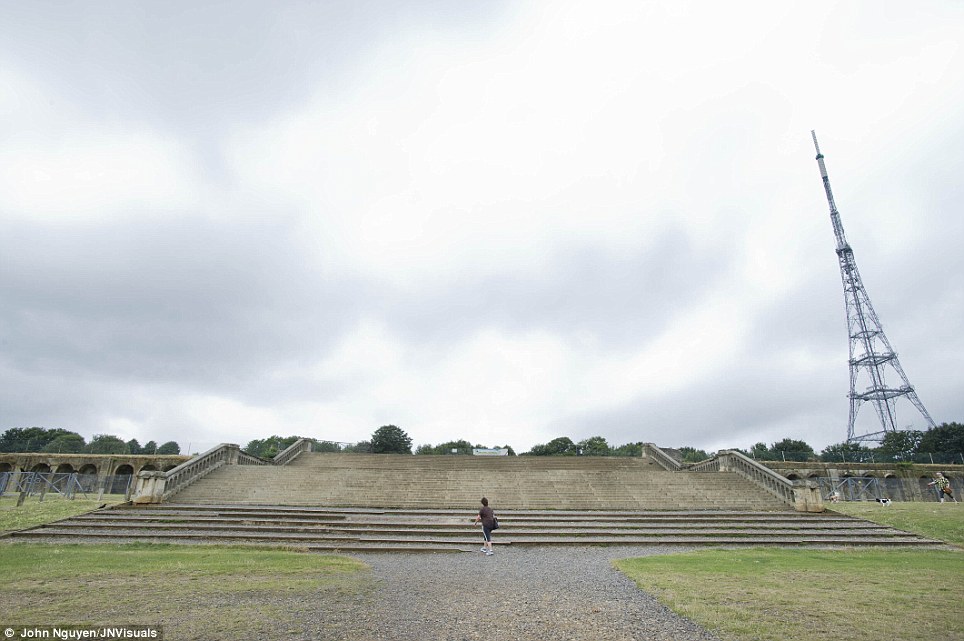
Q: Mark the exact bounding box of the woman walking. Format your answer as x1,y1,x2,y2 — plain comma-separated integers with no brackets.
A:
474,497,497,556
927,472,957,503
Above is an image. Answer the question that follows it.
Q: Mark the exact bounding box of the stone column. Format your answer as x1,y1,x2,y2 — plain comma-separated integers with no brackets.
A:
131,471,168,504
792,480,824,512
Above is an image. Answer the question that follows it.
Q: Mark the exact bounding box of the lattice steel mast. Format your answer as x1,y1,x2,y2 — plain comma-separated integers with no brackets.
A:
811,131,936,444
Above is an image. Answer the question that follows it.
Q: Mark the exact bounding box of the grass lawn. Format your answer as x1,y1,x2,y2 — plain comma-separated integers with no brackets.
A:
0,543,372,639
0,496,123,534
829,500,964,548
616,548,963,641
4,495,963,640
616,501,964,641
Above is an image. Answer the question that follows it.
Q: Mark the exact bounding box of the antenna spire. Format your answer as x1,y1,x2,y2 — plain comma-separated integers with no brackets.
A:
811,133,936,443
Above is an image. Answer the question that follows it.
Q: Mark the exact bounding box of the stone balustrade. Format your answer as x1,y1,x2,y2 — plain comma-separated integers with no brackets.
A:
272,438,313,466
691,449,823,512
132,443,268,504
641,443,682,471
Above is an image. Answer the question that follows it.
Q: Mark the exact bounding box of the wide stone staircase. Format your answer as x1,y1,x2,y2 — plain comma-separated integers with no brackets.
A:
169,453,791,510
10,504,941,551
5,454,944,550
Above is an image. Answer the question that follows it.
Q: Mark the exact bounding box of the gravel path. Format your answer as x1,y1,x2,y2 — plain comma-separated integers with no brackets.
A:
311,545,721,641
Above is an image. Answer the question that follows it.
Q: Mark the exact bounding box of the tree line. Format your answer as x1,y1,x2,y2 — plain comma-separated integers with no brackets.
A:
522,436,712,461
0,427,181,455
246,422,963,463
749,422,964,463
245,428,701,460
524,424,963,463
13,421,958,462
245,426,515,458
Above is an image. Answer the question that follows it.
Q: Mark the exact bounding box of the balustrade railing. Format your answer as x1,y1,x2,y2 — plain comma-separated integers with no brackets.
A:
692,449,796,506
160,443,268,501
272,438,314,466
642,443,682,471
134,440,819,509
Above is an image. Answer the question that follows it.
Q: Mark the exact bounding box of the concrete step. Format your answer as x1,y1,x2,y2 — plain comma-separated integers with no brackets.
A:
9,504,944,551
170,458,791,511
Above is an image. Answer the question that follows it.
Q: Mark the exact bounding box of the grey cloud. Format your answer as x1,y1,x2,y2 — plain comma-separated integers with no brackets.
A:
380,222,735,350
547,358,847,451
2,1,962,455
0,213,371,395
0,1,510,137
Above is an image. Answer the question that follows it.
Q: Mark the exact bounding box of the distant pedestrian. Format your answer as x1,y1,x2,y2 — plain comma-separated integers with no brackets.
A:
927,472,957,503
474,497,497,556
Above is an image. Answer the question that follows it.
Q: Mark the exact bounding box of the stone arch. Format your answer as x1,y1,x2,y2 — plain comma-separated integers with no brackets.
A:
0,462,11,473
139,464,157,472
883,474,903,501
786,473,800,480
31,463,51,473
76,464,99,493
919,475,936,499
943,473,960,497
51,463,75,491
110,464,135,495
162,464,178,472
807,472,820,479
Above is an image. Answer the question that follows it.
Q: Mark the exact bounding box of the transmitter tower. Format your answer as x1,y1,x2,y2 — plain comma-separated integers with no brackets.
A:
811,131,936,444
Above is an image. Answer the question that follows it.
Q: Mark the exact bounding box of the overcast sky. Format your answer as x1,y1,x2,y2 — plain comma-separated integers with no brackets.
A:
2,1,962,455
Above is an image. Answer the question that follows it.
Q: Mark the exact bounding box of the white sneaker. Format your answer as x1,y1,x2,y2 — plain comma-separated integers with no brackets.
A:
480,547,487,552
484,551,494,556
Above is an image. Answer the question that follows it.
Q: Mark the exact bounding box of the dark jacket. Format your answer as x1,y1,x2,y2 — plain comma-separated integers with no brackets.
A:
479,505,495,529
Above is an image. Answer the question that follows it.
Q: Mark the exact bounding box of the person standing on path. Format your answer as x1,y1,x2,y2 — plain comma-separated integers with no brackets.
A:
927,472,957,503
474,497,497,556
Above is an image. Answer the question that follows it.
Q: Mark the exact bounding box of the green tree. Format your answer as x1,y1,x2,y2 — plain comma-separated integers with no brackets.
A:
42,433,87,454
749,442,770,459
820,441,874,463
156,441,181,455
244,436,301,459
126,439,142,455
918,422,964,454
611,442,644,457
314,440,342,453
678,446,710,463
344,440,372,453
417,439,474,455
769,438,814,462
577,436,611,456
371,425,413,454
0,427,81,452
878,430,923,461
546,436,578,456
142,440,159,454
245,438,267,456
87,434,130,455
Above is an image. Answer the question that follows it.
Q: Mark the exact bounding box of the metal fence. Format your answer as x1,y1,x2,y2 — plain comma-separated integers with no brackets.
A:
816,476,883,502
0,472,134,502
753,450,964,464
